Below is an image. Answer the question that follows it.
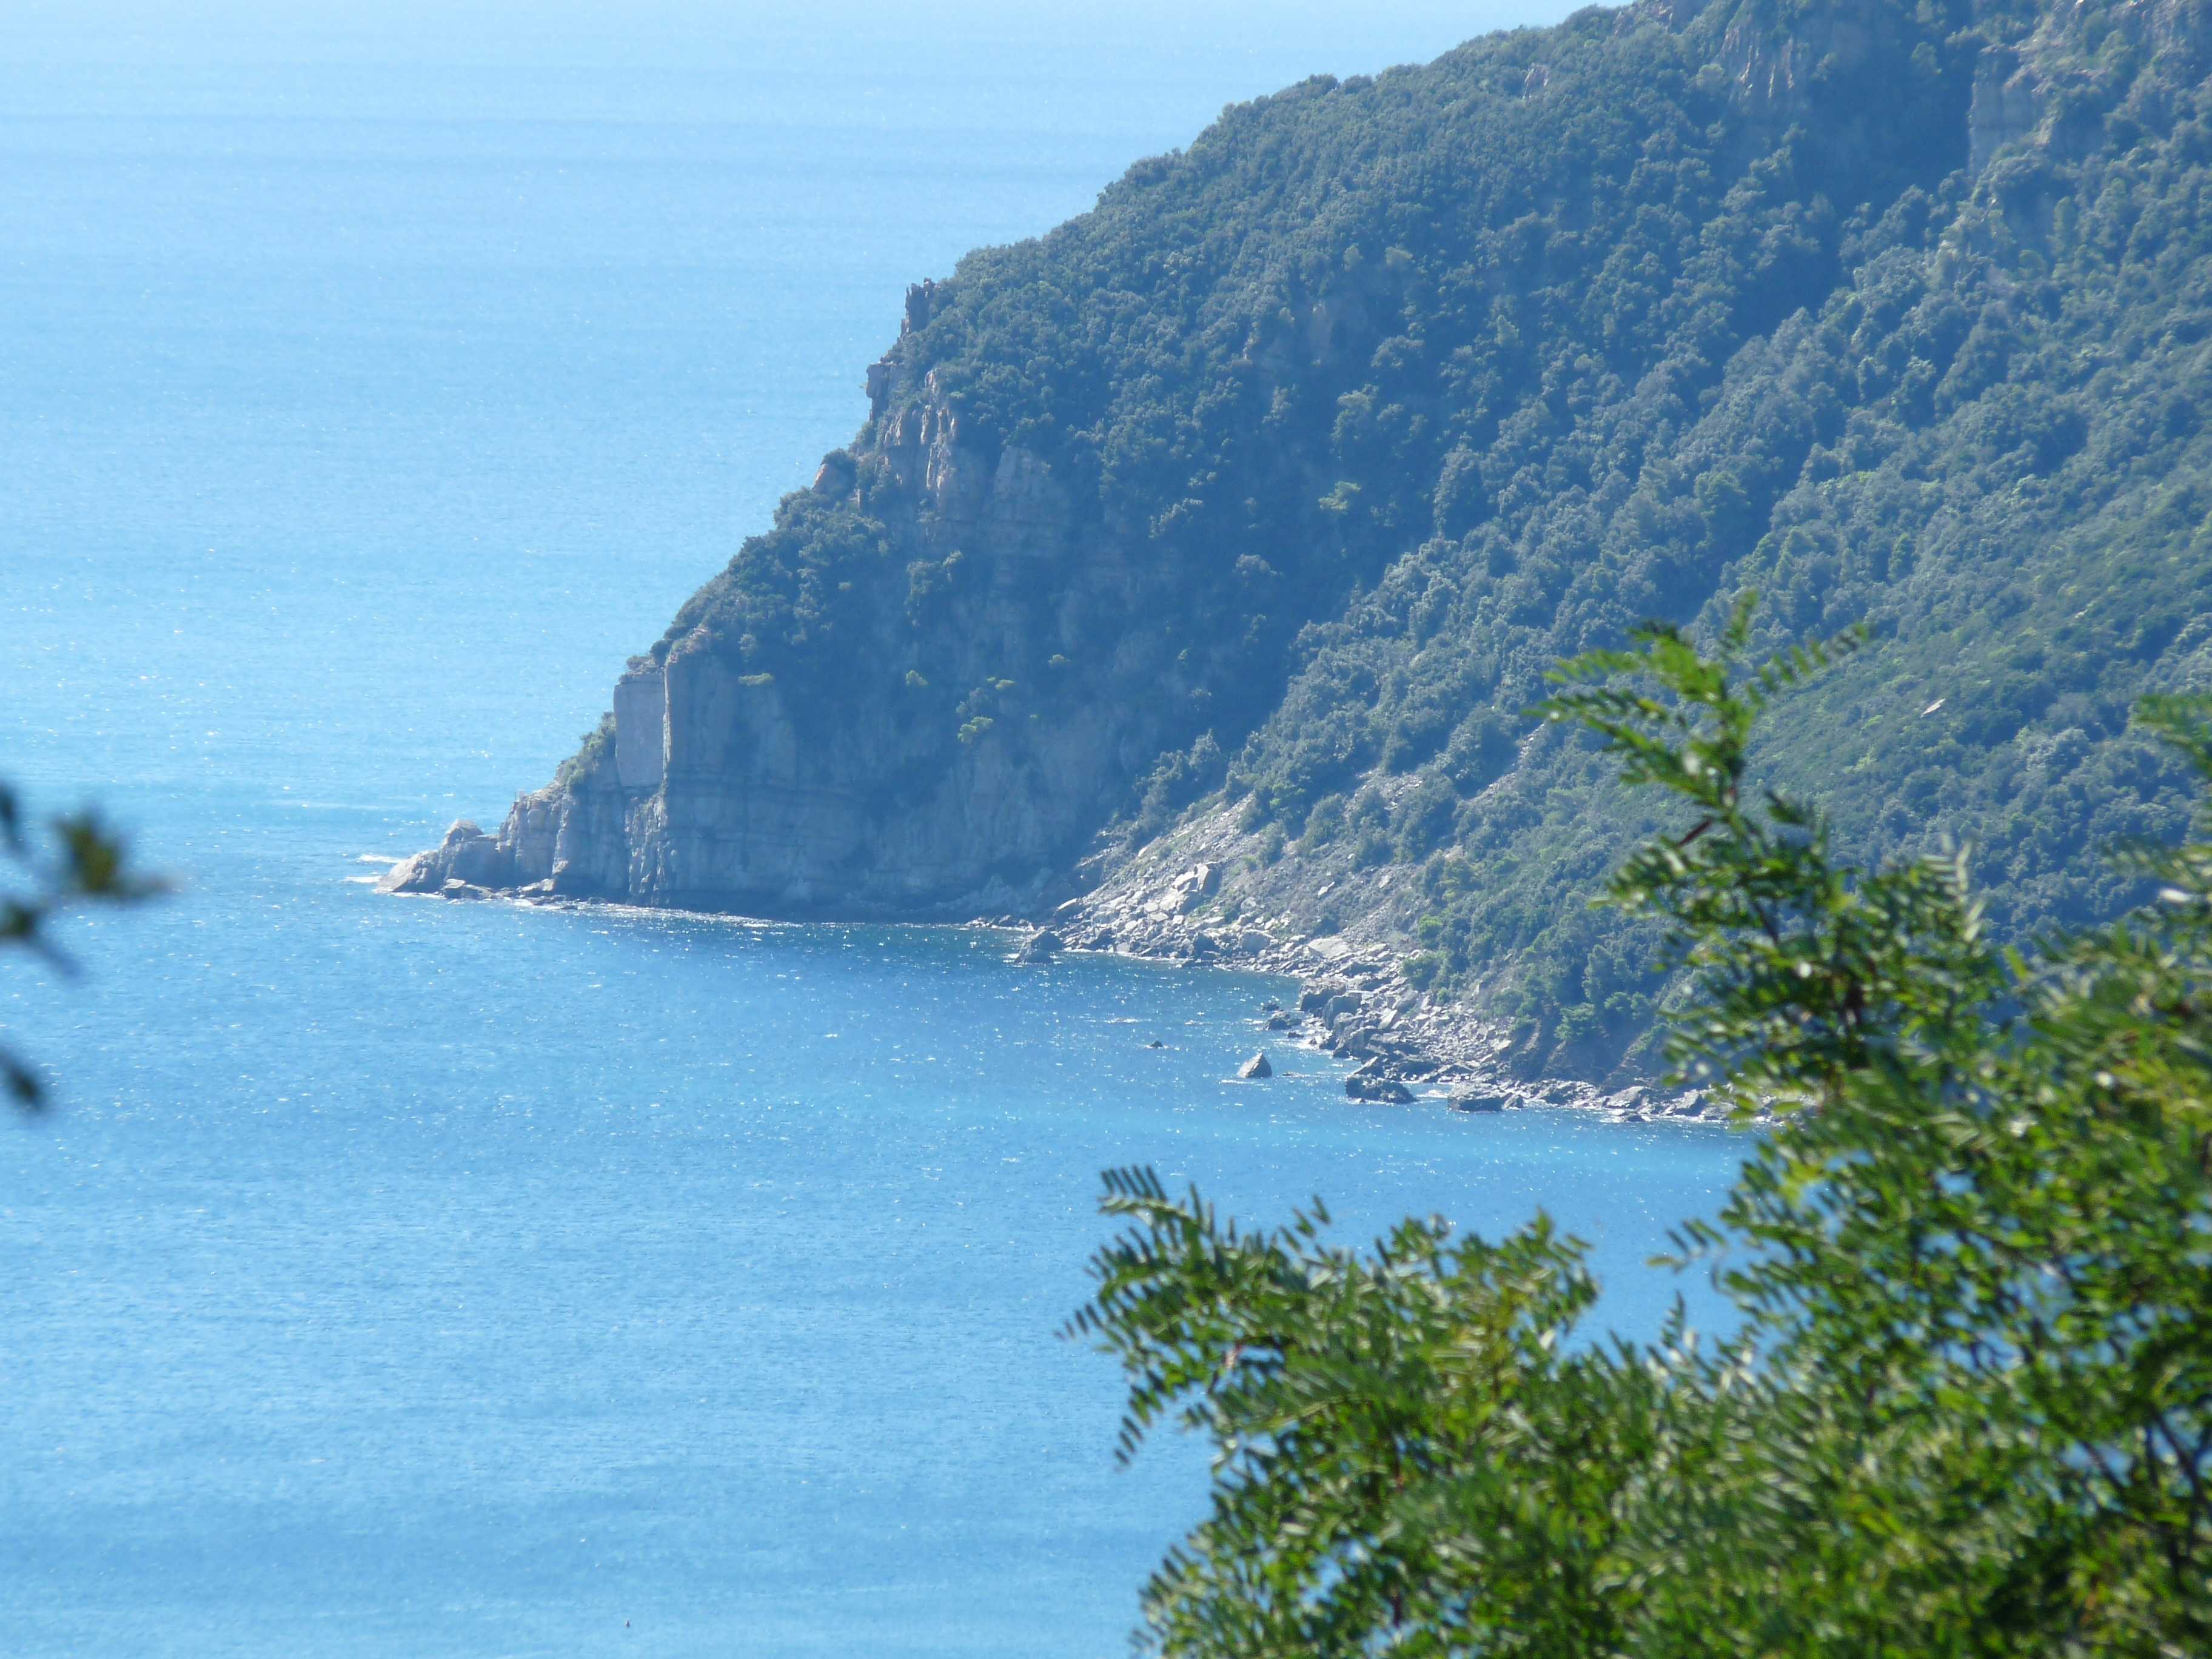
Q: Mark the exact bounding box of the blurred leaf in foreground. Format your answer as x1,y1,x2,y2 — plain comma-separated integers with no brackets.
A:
1,780,163,1107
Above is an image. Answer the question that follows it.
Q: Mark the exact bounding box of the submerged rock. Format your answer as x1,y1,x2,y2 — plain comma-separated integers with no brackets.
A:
1451,1089,1510,1113
1345,1073,1415,1105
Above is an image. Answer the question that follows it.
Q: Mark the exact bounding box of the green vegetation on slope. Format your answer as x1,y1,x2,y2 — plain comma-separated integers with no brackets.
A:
579,0,2212,1076
1075,623,2212,1654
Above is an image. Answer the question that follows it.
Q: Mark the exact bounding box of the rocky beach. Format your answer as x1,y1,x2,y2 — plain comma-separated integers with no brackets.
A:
384,836,1711,1123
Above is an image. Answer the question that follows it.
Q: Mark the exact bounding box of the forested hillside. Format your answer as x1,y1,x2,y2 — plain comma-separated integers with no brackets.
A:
406,0,2212,1081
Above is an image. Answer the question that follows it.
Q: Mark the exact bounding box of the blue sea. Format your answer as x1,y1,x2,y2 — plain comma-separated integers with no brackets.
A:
0,4,1743,1653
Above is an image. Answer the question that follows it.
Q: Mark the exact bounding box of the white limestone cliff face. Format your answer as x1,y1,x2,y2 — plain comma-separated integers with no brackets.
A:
384,346,1188,916
384,645,1138,916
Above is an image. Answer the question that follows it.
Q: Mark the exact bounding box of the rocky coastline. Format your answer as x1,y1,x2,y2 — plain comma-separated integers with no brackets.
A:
377,0,2208,1128
1032,861,1717,1124
381,833,1715,1125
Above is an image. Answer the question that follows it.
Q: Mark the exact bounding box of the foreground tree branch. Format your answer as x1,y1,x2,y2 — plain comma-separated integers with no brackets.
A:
0,780,161,1106
1074,600,2212,1656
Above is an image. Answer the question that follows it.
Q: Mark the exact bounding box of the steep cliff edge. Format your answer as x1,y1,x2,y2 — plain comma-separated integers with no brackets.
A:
384,313,1223,917
390,0,2212,1081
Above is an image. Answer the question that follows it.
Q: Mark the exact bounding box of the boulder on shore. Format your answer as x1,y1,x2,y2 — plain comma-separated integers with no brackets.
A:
1238,1052,1273,1080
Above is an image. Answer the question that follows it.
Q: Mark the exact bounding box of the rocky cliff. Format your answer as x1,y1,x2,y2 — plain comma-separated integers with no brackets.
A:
386,305,1219,916
389,0,2212,1081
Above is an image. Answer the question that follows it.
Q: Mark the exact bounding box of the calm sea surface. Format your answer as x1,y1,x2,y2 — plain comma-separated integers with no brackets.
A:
0,4,1742,1654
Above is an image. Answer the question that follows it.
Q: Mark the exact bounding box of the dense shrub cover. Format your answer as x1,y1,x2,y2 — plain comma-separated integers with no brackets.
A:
1074,617,2212,1654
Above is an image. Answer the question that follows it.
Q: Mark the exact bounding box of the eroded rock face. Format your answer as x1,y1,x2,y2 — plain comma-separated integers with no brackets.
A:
1720,7,1872,126
1970,46,2043,173
385,384,1182,916
387,267,1240,918
392,653,1126,914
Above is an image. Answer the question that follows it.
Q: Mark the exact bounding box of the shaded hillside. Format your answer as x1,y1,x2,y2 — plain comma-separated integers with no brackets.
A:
394,0,2212,1080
